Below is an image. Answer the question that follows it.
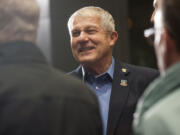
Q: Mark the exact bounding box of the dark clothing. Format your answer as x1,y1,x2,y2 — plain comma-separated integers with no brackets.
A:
69,62,159,135
0,41,102,135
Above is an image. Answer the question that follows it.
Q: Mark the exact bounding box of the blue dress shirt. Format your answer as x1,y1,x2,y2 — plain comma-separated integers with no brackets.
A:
82,58,115,135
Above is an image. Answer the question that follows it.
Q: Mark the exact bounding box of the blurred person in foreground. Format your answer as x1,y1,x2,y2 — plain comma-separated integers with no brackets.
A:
133,0,180,134
0,0,102,135
67,6,159,135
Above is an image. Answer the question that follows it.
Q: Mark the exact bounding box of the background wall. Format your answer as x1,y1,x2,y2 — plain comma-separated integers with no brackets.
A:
128,0,157,68
36,0,52,64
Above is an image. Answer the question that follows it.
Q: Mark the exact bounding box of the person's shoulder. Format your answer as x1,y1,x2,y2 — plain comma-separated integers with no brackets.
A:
24,66,97,106
142,89,180,134
152,88,180,114
49,68,94,97
114,62,160,86
126,63,158,73
50,69,99,109
116,62,159,76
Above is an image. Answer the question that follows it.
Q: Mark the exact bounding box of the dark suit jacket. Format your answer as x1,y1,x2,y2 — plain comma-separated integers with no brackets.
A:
69,61,159,135
0,41,102,135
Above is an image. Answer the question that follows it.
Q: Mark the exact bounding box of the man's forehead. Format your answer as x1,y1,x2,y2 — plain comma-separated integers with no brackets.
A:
153,0,161,8
72,16,101,26
153,0,157,7
73,15,100,21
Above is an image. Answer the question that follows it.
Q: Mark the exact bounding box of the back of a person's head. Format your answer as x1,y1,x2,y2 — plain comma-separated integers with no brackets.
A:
67,6,115,35
162,0,180,51
0,0,40,44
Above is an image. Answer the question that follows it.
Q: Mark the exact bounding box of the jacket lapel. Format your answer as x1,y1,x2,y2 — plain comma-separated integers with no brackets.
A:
70,66,83,80
107,62,131,135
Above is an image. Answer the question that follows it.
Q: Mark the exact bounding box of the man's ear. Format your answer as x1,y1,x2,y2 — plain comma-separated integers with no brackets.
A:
163,28,176,52
109,31,118,47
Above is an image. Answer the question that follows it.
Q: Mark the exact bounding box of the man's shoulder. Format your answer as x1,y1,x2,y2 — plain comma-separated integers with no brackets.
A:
115,62,159,77
119,62,158,73
148,87,180,115
42,67,96,103
37,68,99,113
0,63,96,105
113,62,159,89
141,89,180,134
0,67,102,135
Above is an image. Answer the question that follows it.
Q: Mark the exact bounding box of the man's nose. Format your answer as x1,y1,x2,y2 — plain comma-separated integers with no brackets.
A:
150,10,155,23
78,32,89,41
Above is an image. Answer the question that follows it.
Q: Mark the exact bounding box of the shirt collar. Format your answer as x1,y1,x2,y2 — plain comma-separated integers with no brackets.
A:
106,57,115,79
82,57,115,80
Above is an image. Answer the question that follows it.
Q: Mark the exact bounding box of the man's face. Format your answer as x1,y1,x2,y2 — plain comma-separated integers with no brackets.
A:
70,15,117,66
154,8,166,73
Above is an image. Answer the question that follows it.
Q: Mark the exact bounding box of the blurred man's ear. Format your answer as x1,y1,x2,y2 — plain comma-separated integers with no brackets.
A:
109,31,118,47
163,29,176,52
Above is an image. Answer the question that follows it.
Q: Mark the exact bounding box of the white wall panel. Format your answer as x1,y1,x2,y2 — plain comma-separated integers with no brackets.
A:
36,0,52,64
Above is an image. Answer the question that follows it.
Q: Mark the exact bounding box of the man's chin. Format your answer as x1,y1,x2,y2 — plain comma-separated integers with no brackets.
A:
78,58,96,65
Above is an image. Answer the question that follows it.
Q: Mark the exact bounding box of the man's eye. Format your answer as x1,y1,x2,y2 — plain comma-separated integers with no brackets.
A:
87,29,97,34
72,31,80,37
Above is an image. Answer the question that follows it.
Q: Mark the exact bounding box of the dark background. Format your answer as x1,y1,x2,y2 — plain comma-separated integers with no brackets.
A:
50,0,157,72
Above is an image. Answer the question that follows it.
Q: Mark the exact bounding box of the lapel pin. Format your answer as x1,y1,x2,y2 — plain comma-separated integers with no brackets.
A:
120,79,128,87
122,68,127,73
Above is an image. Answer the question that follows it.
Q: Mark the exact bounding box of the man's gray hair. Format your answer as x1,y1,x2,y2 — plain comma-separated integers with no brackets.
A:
67,6,116,35
0,0,40,44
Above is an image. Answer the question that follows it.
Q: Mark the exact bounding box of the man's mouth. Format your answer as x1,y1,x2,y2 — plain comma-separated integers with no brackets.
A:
78,46,95,53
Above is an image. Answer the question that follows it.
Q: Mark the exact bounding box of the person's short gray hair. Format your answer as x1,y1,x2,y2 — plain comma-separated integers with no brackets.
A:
67,6,116,35
0,0,40,44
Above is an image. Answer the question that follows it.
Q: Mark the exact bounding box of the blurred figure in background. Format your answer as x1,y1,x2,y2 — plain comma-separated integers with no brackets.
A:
67,6,159,135
133,0,180,134
0,0,102,135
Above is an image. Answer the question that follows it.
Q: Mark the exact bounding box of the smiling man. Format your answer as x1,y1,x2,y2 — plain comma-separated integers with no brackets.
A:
68,8,117,75
67,6,159,135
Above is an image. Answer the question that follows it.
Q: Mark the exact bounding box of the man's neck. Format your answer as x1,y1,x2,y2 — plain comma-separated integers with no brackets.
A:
82,58,113,76
162,51,180,74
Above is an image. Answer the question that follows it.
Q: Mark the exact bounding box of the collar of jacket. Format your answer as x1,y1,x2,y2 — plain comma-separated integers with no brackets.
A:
0,41,47,65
